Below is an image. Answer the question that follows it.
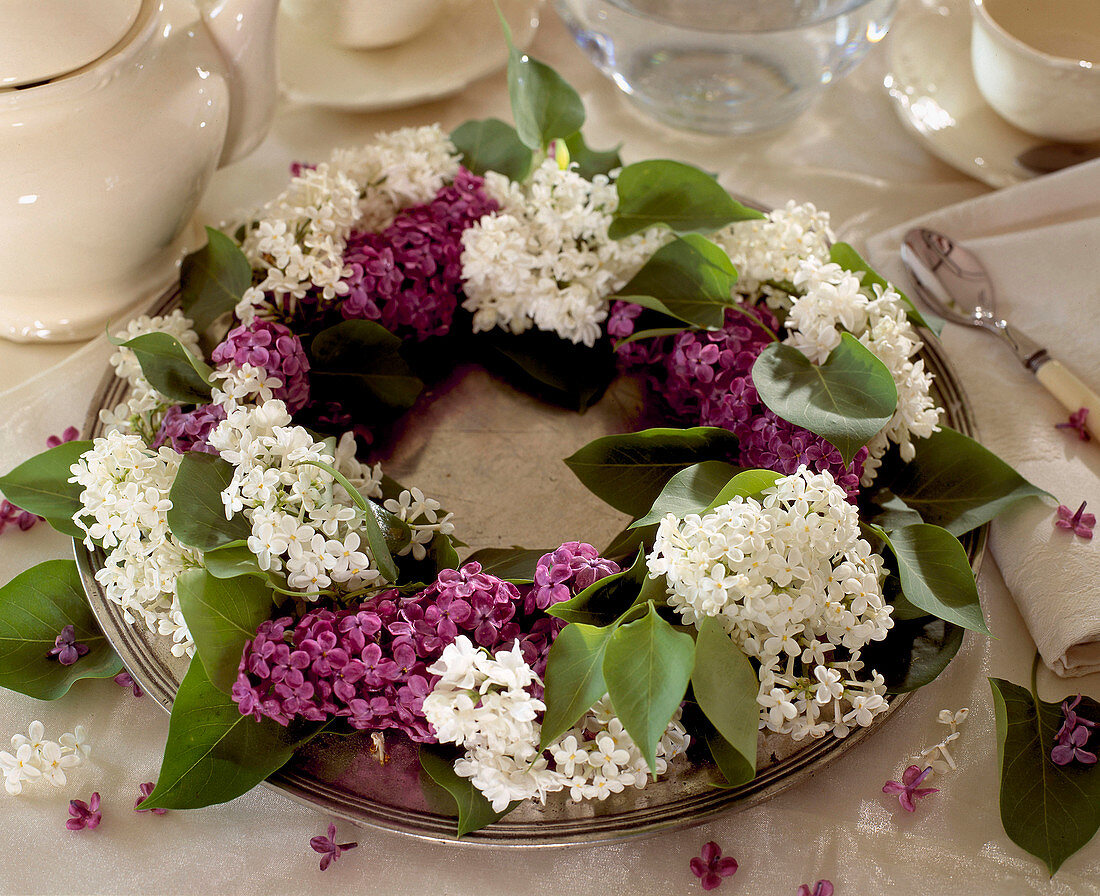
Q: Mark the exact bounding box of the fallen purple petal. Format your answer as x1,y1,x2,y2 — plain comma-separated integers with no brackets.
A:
1055,407,1091,441
114,671,144,698
689,841,738,890
135,782,167,814
46,624,90,666
1055,502,1096,539
797,882,835,896
883,765,938,812
310,822,357,871
67,792,101,831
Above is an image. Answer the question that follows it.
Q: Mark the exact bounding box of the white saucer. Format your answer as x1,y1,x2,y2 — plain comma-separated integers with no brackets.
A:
885,0,1100,188
278,0,542,112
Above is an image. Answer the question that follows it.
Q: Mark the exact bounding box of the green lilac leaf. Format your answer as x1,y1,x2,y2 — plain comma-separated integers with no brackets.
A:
878,523,989,634
990,678,1100,875
603,602,695,775
202,541,267,580
609,160,764,239
547,551,647,626
613,235,740,329
564,426,740,518
0,559,122,700
563,131,623,180
602,523,654,565
167,453,251,551
0,440,93,538
861,616,963,693
692,616,759,784
507,46,585,150
179,226,252,333
450,118,533,181
862,490,925,531
703,468,783,513
539,622,616,749
176,568,274,694
705,725,756,788
752,333,898,467
882,426,1051,536
419,744,517,837
309,320,423,412
140,660,321,810
630,461,740,529
829,242,944,336
115,332,214,405
463,547,549,583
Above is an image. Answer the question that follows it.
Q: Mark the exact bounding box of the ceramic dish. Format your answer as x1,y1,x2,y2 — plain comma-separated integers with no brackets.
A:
78,289,983,845
884,0,1100,188
277,0,542,112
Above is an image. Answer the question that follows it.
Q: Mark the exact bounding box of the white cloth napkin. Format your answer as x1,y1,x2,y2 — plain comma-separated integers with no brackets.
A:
867,159,1100,677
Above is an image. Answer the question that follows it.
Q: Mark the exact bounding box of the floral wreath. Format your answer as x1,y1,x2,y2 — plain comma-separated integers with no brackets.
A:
0,38,1044,837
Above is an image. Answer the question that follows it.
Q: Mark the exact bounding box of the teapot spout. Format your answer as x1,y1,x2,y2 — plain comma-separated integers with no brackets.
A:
199,0,279,166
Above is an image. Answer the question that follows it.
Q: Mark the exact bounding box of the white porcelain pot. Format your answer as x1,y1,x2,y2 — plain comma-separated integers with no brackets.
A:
0,0,280,342
283,0,444,49
970,0,1100,143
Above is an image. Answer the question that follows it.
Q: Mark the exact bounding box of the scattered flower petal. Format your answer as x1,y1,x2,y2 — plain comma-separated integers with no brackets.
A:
797,882,835,896
309,822,357,871
1055,407,1091,441
689,841,739,890
1055,502,1095,539
135,782,167,814
882,765,938,812
66,792,101,830
46,624,90,666
113,671,144,698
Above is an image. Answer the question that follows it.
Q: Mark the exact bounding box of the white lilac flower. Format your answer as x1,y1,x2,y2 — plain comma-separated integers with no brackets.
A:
70,430,201,655
1,722,91,796
460,158,668,346
423,638,690,812
784,260,941,479
382,487,456,561
646,466,893,740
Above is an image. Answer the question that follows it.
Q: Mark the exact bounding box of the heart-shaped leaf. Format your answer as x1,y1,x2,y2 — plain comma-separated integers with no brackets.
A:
565,426,740,518
990,678,1100,876
705,725,757,789
167,453,251,551
0,440,92,538
563,131,622,181
202,541,267,580
603,602,695,775
450,118,533,181
419,744,518,837
609,160,764,238
860,615,963,693
548,551,648,626
0,560,122,700
539,622,617,749
752,333,898,466
140,659,322,811
691,617,758,785
829,242,943,335
180,227,252,333
613,235,741,329
114,332,214,405
882,426,1050,536
177,568,275,694
704,468,783,512
630,461,741,529
507,47,585,150
877,523,990,634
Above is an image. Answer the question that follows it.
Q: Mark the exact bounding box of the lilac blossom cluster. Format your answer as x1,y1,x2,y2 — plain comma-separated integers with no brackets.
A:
339,168,498,340
210,319,312,413
151,403,226,455
609,303,865,497
1051,695,1097,766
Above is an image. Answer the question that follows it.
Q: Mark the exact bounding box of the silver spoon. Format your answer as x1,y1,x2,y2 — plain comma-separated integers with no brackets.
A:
901,227,1098,439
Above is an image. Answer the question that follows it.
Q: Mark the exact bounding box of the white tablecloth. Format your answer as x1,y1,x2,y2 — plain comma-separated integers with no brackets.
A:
1,6,1098,894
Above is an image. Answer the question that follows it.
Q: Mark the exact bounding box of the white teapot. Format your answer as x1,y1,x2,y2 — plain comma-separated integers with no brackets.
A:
0,0,279,342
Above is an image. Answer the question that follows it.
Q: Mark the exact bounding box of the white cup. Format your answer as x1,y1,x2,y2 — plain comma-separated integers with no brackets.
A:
970,0,1100,143
283,0,445,49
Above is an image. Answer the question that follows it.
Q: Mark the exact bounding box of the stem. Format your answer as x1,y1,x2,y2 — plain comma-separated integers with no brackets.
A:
723,301,781,342
1030,650,1042,704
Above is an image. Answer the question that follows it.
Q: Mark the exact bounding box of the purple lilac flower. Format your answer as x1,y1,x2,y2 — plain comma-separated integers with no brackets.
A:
66,792,101,831
232,563,532,741
689,841,738,891
211,318,311,413
797,882,835,896
152,403,226,455
882,765,938,812
310,822,357,871
527,542,621,614
135,782,167,815
1056,407,1091,441
46,625,90,666
1055,501,1095,539
1051,695,1098,766
613,302,865,499
0,499,39,536
114,670,144,697
46,426,80,448
339,167,497,341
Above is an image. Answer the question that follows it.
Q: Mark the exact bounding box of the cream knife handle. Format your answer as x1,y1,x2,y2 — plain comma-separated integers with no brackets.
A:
1034,359,1100,438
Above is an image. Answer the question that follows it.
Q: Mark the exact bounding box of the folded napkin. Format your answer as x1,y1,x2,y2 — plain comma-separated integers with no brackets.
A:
867,159,1100,677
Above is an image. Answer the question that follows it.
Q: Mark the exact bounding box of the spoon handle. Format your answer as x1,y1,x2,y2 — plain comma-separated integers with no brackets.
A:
1033,358,1100,439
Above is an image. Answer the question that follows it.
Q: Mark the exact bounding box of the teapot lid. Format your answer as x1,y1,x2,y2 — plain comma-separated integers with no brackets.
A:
1,0,144,88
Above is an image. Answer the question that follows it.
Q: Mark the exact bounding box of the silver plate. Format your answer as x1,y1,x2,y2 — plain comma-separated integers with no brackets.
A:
79,287,983,846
